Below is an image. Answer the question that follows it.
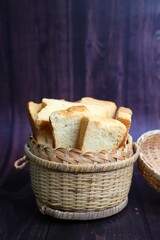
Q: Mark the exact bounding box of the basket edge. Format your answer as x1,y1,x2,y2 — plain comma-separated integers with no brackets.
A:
36,197,128,220
25,143,139,173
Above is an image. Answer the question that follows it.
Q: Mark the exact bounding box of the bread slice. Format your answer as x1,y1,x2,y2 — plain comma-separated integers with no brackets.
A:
35,100,75,128
81,103,115,119
80,97,115,105
42,98,65,107
27,101,53,146
79,117,126,153
27,101,42,139
79,97,117,118
50,106,89,148
36,99,116,129
116,107,132,146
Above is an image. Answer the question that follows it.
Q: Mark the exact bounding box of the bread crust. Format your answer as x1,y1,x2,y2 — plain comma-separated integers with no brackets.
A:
27,101,53,146
116,107,132,146
27,101,42,139
27,98,132,152
79,117,127,153
36,99,117,128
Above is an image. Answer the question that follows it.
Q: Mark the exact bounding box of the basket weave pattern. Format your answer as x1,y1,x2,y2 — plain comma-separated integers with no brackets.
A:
28,135,133,164
137,130,160,192
29,160,133,211
24,135,138,213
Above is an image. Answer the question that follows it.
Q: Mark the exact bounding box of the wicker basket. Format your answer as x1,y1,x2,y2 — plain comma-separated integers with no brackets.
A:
137,130,160,192
14,135,139,220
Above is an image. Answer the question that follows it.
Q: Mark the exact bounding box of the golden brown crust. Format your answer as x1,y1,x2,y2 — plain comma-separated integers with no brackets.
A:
26,101,42,140
58,106,88,116
27,101,53,146
76,116,89,149
116,107,132,146
27,98,133,151
67,105,88,112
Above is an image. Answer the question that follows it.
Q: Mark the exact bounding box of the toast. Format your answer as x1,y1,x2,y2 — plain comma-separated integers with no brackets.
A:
78,117,126,153
116,107,132,146
42,98,65,107
36,98,116,129
50,106,89,148
79,97,117,118
27,101,53,146
27,101,42,139
27,98,132,152
35,100,75,128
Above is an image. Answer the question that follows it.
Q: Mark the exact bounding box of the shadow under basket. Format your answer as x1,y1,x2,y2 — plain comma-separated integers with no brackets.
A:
137,130,160,192
14,136,139,220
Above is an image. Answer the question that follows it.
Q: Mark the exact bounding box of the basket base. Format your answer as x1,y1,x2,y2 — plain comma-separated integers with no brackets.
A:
36,197,128,221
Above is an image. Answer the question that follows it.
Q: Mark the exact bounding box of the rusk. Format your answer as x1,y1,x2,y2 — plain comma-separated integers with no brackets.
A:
36,98,116,129
27,101,53,146
79,117,126,153
79,97,117,118
116,107,132,146
50,106,89,148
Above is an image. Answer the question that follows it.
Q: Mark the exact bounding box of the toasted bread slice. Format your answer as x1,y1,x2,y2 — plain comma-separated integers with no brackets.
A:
116,107,132,146
79,97,117,118
41,98,66,107
80,97,115,105
36,99,116,129
79,117,126,153
36,100,75,128
82,103,116,118
27,101,53,146
50,106,89,148
27,101,42,139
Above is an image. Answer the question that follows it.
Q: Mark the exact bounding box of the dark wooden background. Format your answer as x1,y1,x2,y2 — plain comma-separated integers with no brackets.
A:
0,0,160,239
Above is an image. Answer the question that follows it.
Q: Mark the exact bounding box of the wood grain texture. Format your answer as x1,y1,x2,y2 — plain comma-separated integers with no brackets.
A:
85,0,129,105
0,0,160,239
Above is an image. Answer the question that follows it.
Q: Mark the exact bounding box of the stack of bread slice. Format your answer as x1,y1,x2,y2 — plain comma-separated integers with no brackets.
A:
27,97,132,153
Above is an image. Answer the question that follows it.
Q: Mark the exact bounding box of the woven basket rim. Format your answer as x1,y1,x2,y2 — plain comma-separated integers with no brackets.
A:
138,155,160,181
25,143,138,173
137,129,160,144
36,197,128,220
28,134,133,164
137,129,160,179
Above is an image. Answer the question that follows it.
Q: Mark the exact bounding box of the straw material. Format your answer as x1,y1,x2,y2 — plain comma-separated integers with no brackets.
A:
36,197,128,220
28,134,134,165
137,130,160,192
22,136,138,218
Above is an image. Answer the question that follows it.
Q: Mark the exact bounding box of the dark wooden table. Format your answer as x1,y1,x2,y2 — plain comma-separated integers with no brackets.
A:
0,0,160,239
